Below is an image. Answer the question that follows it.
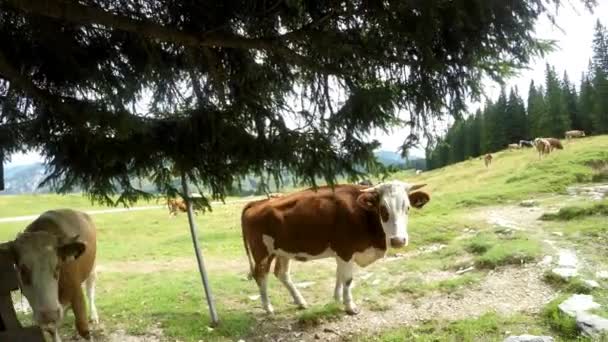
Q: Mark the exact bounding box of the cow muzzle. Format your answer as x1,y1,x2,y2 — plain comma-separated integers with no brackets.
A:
37,308,61,325
389,237,407,248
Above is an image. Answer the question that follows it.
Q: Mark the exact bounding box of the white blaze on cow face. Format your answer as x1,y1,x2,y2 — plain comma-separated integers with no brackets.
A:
3,232,85,335
361,181,426,248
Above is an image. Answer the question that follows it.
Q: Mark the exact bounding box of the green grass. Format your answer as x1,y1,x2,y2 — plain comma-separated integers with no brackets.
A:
542,271,595,294
361,312,546,342
541,296,581,339
474,236,541,269
462,232,542,269
296,303,343,327
540,201,608,221
1,135,607,341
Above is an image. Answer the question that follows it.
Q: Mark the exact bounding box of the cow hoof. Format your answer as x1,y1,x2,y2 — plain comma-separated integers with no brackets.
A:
345,307,360,316
264,305,275,315
296,302,308,310
79,330,91,340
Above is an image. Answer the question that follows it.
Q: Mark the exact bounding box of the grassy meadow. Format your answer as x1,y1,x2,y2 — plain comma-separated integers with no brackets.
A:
1,135,607,341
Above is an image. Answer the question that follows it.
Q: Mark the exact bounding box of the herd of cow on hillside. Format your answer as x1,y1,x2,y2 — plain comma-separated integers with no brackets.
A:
483,129,586,167
0,128,589,342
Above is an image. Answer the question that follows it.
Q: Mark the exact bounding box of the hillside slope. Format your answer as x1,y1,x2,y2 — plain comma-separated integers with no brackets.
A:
397,135,608,210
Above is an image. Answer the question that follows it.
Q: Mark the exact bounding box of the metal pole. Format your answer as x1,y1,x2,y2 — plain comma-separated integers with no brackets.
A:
0,149,4,191
180,172,220,326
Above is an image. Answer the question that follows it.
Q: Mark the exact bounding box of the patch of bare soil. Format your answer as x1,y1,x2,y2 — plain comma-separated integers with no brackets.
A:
62,325,165,342
254,265,555,342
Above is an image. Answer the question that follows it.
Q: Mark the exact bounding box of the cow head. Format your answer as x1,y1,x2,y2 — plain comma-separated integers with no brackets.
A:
0,232,86,335
357,181,429,249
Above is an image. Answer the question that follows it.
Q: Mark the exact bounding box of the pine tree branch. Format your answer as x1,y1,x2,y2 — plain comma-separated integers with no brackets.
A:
5,0,330,73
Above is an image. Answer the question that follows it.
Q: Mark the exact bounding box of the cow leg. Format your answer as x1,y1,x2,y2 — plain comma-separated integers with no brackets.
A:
333,264,343,303
336,258,358,315
274,256,307,309
71,284,92,340
253,255,274,314
85,266,99,325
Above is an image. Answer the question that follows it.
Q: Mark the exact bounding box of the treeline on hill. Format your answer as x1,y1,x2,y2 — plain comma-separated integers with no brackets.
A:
427,20,608,170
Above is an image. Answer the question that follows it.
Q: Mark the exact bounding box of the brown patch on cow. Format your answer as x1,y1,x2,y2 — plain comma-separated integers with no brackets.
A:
356,191,381,212
409,191,430,209
545,137,563,150
379,205,389,222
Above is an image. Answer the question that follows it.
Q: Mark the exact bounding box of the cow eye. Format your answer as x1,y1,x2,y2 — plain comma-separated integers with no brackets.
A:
18,265,32,285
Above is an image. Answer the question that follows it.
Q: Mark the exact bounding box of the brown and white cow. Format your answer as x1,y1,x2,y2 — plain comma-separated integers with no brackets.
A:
534,138,551,159
241,181,430,315
0,209,98,342
545,137,564,151
483,153,493,167
565,130,586,140
167,197,187,217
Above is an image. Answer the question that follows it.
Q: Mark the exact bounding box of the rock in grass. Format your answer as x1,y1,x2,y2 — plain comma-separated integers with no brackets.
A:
583,279,600,288
576,312,608,337
559,294,600,317
596,271,608,279
519,200,538,207
503,335,554,342
551,267,577,279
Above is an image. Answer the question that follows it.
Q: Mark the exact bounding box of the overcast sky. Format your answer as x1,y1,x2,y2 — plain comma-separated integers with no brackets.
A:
5,1,608,167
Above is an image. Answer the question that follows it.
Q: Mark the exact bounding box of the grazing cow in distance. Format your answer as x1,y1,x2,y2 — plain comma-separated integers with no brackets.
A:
167,197,188,217
534,138,551,159
241,181,430,315
545,137,564,151
519,140,534,148
508,143,520,150
483,154,493,168
565,130,586,140
358,179,373,186
415,170,422,175
0,209,98,342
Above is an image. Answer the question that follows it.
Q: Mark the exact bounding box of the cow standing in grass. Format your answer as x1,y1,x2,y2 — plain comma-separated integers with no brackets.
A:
0,209,98,342
483,154,493,167
241,181,430,315
167,197,187,217
519,140,534,148
565,130,586,140
534,138,551,159
545,137,563,151
508,143,520,150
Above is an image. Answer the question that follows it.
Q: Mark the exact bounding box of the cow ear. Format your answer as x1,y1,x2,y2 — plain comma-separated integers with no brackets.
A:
409,191,430,209
408,183,426,193
57,236,86,262
357,191,380,212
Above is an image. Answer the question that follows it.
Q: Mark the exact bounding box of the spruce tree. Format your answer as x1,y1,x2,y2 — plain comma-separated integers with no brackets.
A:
578,72,596,133
0,0,581,199
562,71,580,130
544,64,571,137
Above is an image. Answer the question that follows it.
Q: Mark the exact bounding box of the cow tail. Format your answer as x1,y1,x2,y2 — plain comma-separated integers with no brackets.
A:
241,203,256,281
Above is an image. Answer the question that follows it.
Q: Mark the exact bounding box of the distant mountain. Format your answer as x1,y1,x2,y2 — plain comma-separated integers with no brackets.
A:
2,163,51,194
373,150,426,169
2,151,426,195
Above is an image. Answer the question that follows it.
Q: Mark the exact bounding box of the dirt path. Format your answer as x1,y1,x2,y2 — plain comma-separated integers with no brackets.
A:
254,265,554,342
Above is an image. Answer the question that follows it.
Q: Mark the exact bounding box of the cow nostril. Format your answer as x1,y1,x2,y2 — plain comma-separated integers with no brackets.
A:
390,237,406,248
